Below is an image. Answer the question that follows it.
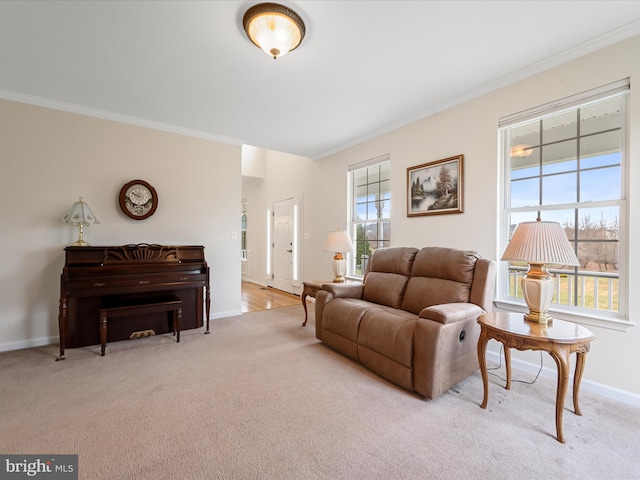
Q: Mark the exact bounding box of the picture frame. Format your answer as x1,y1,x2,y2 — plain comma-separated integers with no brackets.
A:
407,154,464,217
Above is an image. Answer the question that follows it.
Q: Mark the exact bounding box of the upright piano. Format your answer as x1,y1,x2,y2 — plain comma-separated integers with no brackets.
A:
58,244,210,359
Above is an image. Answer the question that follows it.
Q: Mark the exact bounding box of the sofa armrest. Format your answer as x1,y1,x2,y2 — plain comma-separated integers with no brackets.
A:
413,310,481,399
322,283,364,299
418,303,485,325
470,258,497,312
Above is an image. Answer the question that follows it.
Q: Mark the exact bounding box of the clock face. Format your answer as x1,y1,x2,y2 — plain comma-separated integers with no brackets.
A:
129,188,149,205
119,180,158,220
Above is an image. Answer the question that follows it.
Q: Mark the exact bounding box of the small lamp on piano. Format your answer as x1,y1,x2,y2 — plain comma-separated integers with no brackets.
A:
500,218,579,324
323,228,355,283
60,197,99,247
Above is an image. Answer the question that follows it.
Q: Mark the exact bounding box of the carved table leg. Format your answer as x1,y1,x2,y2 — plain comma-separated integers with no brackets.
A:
573,350,588,416
477,328,490,409
301,290,309,326
504,345,512,390
549,345,571,443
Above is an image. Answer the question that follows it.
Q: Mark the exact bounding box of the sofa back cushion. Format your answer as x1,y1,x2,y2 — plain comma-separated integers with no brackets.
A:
362,247,418,309
401,247,479,314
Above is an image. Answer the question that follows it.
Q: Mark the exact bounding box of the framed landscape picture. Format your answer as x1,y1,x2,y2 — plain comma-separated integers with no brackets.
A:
407,154,464,217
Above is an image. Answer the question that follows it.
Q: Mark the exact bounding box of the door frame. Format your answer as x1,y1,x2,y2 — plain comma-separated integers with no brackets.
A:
267,194,303,295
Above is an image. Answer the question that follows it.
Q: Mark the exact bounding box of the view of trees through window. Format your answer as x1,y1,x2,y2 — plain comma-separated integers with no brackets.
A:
349,159,390,276
504,89,627,315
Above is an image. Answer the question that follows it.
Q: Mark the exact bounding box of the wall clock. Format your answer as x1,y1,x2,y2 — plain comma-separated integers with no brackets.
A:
119,179,158,220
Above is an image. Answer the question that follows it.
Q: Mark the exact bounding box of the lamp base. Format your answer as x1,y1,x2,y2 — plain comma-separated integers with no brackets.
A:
524,310,554,325
521,262,555,325
71,240,91,247
71,224,90,247
331,254,347,283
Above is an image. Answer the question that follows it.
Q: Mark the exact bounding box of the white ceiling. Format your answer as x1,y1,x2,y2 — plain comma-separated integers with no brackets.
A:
1,1,640,160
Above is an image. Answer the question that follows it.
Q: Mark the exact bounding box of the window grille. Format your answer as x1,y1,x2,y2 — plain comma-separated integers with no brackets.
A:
348,154,391,277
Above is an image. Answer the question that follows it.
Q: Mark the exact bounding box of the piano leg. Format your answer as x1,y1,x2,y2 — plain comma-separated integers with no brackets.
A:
100,311,107,356
204,283,211,334
175,308,181,342
56,296,67,361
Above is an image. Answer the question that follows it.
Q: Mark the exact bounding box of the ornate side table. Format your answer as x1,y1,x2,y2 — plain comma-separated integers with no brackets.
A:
477,311,595,443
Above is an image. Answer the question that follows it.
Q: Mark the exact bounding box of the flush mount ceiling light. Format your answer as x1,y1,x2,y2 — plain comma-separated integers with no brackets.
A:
243,2,306,59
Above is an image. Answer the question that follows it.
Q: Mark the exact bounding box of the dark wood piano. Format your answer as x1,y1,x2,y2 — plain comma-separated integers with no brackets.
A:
57,244,210,359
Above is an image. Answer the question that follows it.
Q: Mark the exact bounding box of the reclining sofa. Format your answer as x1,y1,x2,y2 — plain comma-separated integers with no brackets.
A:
315,246,496,399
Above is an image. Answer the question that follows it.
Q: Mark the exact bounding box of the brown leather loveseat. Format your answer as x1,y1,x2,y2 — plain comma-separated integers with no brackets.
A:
315,246,496,399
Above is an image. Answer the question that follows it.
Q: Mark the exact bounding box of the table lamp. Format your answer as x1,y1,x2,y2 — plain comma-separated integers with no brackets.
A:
323,229,355,283
61,197,99,246
501,218,579,324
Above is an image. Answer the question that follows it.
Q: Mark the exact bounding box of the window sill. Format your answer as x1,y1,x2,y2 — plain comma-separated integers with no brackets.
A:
493,300,634,332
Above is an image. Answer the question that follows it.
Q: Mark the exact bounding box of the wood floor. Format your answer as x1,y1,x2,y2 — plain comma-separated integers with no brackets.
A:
241,281,301,313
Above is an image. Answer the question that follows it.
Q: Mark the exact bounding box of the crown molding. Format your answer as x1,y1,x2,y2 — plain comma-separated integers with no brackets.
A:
0,89,244,147
312,20,640,160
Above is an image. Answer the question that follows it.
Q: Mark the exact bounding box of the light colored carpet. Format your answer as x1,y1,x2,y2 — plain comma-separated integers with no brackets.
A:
1,305,638,480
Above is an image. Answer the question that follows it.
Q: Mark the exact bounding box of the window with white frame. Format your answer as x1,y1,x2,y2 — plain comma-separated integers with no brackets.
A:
498,79,629,325
348,155,391,277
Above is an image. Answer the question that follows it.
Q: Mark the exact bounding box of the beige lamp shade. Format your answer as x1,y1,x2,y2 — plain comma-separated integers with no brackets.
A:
323,230,355,254
501,220,578,266
323,229,355,283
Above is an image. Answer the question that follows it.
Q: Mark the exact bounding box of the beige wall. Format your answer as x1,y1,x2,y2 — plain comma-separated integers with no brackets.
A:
244,35,640,401
0,99,242,350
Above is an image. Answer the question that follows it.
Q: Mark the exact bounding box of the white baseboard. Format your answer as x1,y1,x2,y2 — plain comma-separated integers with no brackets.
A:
486,350,640,408
0,336,58,353
210,309,243,319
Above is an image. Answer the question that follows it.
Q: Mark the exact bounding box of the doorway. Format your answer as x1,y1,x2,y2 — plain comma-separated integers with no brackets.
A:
269,196,302,295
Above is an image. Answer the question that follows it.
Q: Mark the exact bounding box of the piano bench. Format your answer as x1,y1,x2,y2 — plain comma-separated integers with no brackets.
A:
98,297,183,356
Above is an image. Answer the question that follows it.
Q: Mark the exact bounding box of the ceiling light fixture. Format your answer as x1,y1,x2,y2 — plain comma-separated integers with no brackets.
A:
243,2,306,59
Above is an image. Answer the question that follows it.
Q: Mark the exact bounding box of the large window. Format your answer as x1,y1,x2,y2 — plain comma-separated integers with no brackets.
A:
348,155,391,277
498,80,629,326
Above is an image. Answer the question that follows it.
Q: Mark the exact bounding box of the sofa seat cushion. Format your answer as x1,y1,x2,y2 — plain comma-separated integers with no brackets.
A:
321,298,378,360
357,307,417,391
322,298,377,341
357,307,417,368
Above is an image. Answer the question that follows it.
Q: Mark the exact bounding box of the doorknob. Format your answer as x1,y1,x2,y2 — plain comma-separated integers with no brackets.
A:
286,249,292,253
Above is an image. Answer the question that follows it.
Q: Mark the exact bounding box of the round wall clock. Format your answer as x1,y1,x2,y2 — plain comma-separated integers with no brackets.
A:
119,179,158,220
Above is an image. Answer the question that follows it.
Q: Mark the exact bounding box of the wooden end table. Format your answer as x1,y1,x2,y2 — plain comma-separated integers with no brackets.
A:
477,311,595,443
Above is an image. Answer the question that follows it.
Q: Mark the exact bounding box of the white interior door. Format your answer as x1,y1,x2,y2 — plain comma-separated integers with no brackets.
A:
272,198,294,293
